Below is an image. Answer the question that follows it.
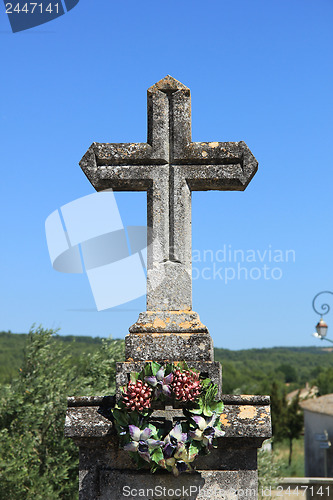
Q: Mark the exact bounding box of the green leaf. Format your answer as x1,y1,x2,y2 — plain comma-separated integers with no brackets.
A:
148,423,157,434
144,363,153,377
215,419,223,431
164,363,174,375
189,441,201,460
201,378,212,388
138,408,153,418
112,408,129,427
150,463,159,473
203,406,213,417
156,427,166,440
128,411,141,426
188,407,203,415
150,447,164,464
177,361,189,372
151,361,161,376
130,372,139,383
210,401,224,414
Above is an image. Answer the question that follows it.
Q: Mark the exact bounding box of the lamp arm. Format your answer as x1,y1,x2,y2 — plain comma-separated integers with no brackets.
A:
320,336,333,345
312,291,333,317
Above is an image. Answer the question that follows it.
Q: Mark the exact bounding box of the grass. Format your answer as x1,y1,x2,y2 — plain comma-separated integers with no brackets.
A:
274,437,304,477
258,438,304,499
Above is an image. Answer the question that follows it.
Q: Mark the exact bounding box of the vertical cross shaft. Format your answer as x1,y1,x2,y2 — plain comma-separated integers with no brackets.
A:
80,75,258,332
146,77,193,312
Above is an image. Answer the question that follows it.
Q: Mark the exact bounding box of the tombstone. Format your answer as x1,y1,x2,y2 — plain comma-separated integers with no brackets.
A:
65,76,271,500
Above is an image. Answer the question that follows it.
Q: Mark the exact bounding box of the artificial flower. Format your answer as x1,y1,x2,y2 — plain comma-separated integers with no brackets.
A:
145,368,173,397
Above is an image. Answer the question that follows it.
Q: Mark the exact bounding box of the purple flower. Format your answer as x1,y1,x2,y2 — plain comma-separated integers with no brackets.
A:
145,368,173,397
189,414,225,449
163,422,187,459
124,425,163,462
176,461,189,475
165,457,192,476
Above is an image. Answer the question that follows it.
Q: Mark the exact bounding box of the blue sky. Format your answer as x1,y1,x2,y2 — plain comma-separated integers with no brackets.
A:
1,0,332,349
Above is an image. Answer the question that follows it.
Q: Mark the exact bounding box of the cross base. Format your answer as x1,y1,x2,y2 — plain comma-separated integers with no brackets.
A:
129,310,208,334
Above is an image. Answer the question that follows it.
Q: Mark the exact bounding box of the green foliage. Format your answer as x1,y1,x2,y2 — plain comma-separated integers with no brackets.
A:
2,333,332,395
214,346,333,395
269,382,303,466
277,363,298,383
0,326,81,499
275,436,305,477
258,446,283,498
0,326,124,499
258,436,305,496
0,330,103,385
80,337,124,394
270,382,287,443
315,367,333,396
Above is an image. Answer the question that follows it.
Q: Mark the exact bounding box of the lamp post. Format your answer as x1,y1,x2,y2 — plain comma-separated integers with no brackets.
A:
312,291,333,344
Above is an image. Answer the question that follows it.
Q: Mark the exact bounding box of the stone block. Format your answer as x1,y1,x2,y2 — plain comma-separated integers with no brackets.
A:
125,331,213,362
65,394,271,441
96,469,258,500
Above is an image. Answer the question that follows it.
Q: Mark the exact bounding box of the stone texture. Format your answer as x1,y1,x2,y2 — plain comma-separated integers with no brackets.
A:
65,395,271,440
124,332,213,361
129,310,208,334
97,470,258,500
80,75,258,322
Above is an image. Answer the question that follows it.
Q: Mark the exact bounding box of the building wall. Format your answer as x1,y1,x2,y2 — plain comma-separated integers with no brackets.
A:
304,410,333,477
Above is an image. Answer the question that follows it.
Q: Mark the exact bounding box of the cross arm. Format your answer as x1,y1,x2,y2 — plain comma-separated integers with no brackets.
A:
176,141,258,190
80,142,168,191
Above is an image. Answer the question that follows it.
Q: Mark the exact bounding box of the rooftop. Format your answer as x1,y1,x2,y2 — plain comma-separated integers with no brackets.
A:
301,394,333,417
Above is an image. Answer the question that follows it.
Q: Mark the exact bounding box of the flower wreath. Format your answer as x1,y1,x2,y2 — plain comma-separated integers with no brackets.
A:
111,361,225,476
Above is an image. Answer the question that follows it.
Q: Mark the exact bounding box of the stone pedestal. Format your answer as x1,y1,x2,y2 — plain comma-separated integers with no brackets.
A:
65,394,271,499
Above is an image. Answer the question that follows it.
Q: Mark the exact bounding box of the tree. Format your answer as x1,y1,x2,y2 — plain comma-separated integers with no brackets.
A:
82,337,124,394
0,326,124,499
0,326,84,499
269,382,303,465
277,363,298,383
285,392,303,466
315,367,333,396
270,382,287,445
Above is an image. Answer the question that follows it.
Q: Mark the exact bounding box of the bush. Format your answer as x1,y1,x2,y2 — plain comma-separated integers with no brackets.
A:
0,326,124,499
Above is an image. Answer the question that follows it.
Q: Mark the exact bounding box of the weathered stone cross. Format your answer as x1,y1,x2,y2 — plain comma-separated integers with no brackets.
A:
80,75,257,333
67,79,270,500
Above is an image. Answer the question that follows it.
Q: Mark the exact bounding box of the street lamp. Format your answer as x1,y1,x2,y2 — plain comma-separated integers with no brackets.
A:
312,291,333,344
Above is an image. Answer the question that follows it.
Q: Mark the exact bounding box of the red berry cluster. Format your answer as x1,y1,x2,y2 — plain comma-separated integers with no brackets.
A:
122,379,152,412
171,369,201,402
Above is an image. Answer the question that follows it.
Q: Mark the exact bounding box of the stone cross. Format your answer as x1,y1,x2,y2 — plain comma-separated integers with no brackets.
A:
80,76,257,332
66,79,270,500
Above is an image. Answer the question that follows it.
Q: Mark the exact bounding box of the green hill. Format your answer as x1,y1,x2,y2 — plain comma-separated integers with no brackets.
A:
0,331,103,385
1,331,333,393
214,346,333,394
